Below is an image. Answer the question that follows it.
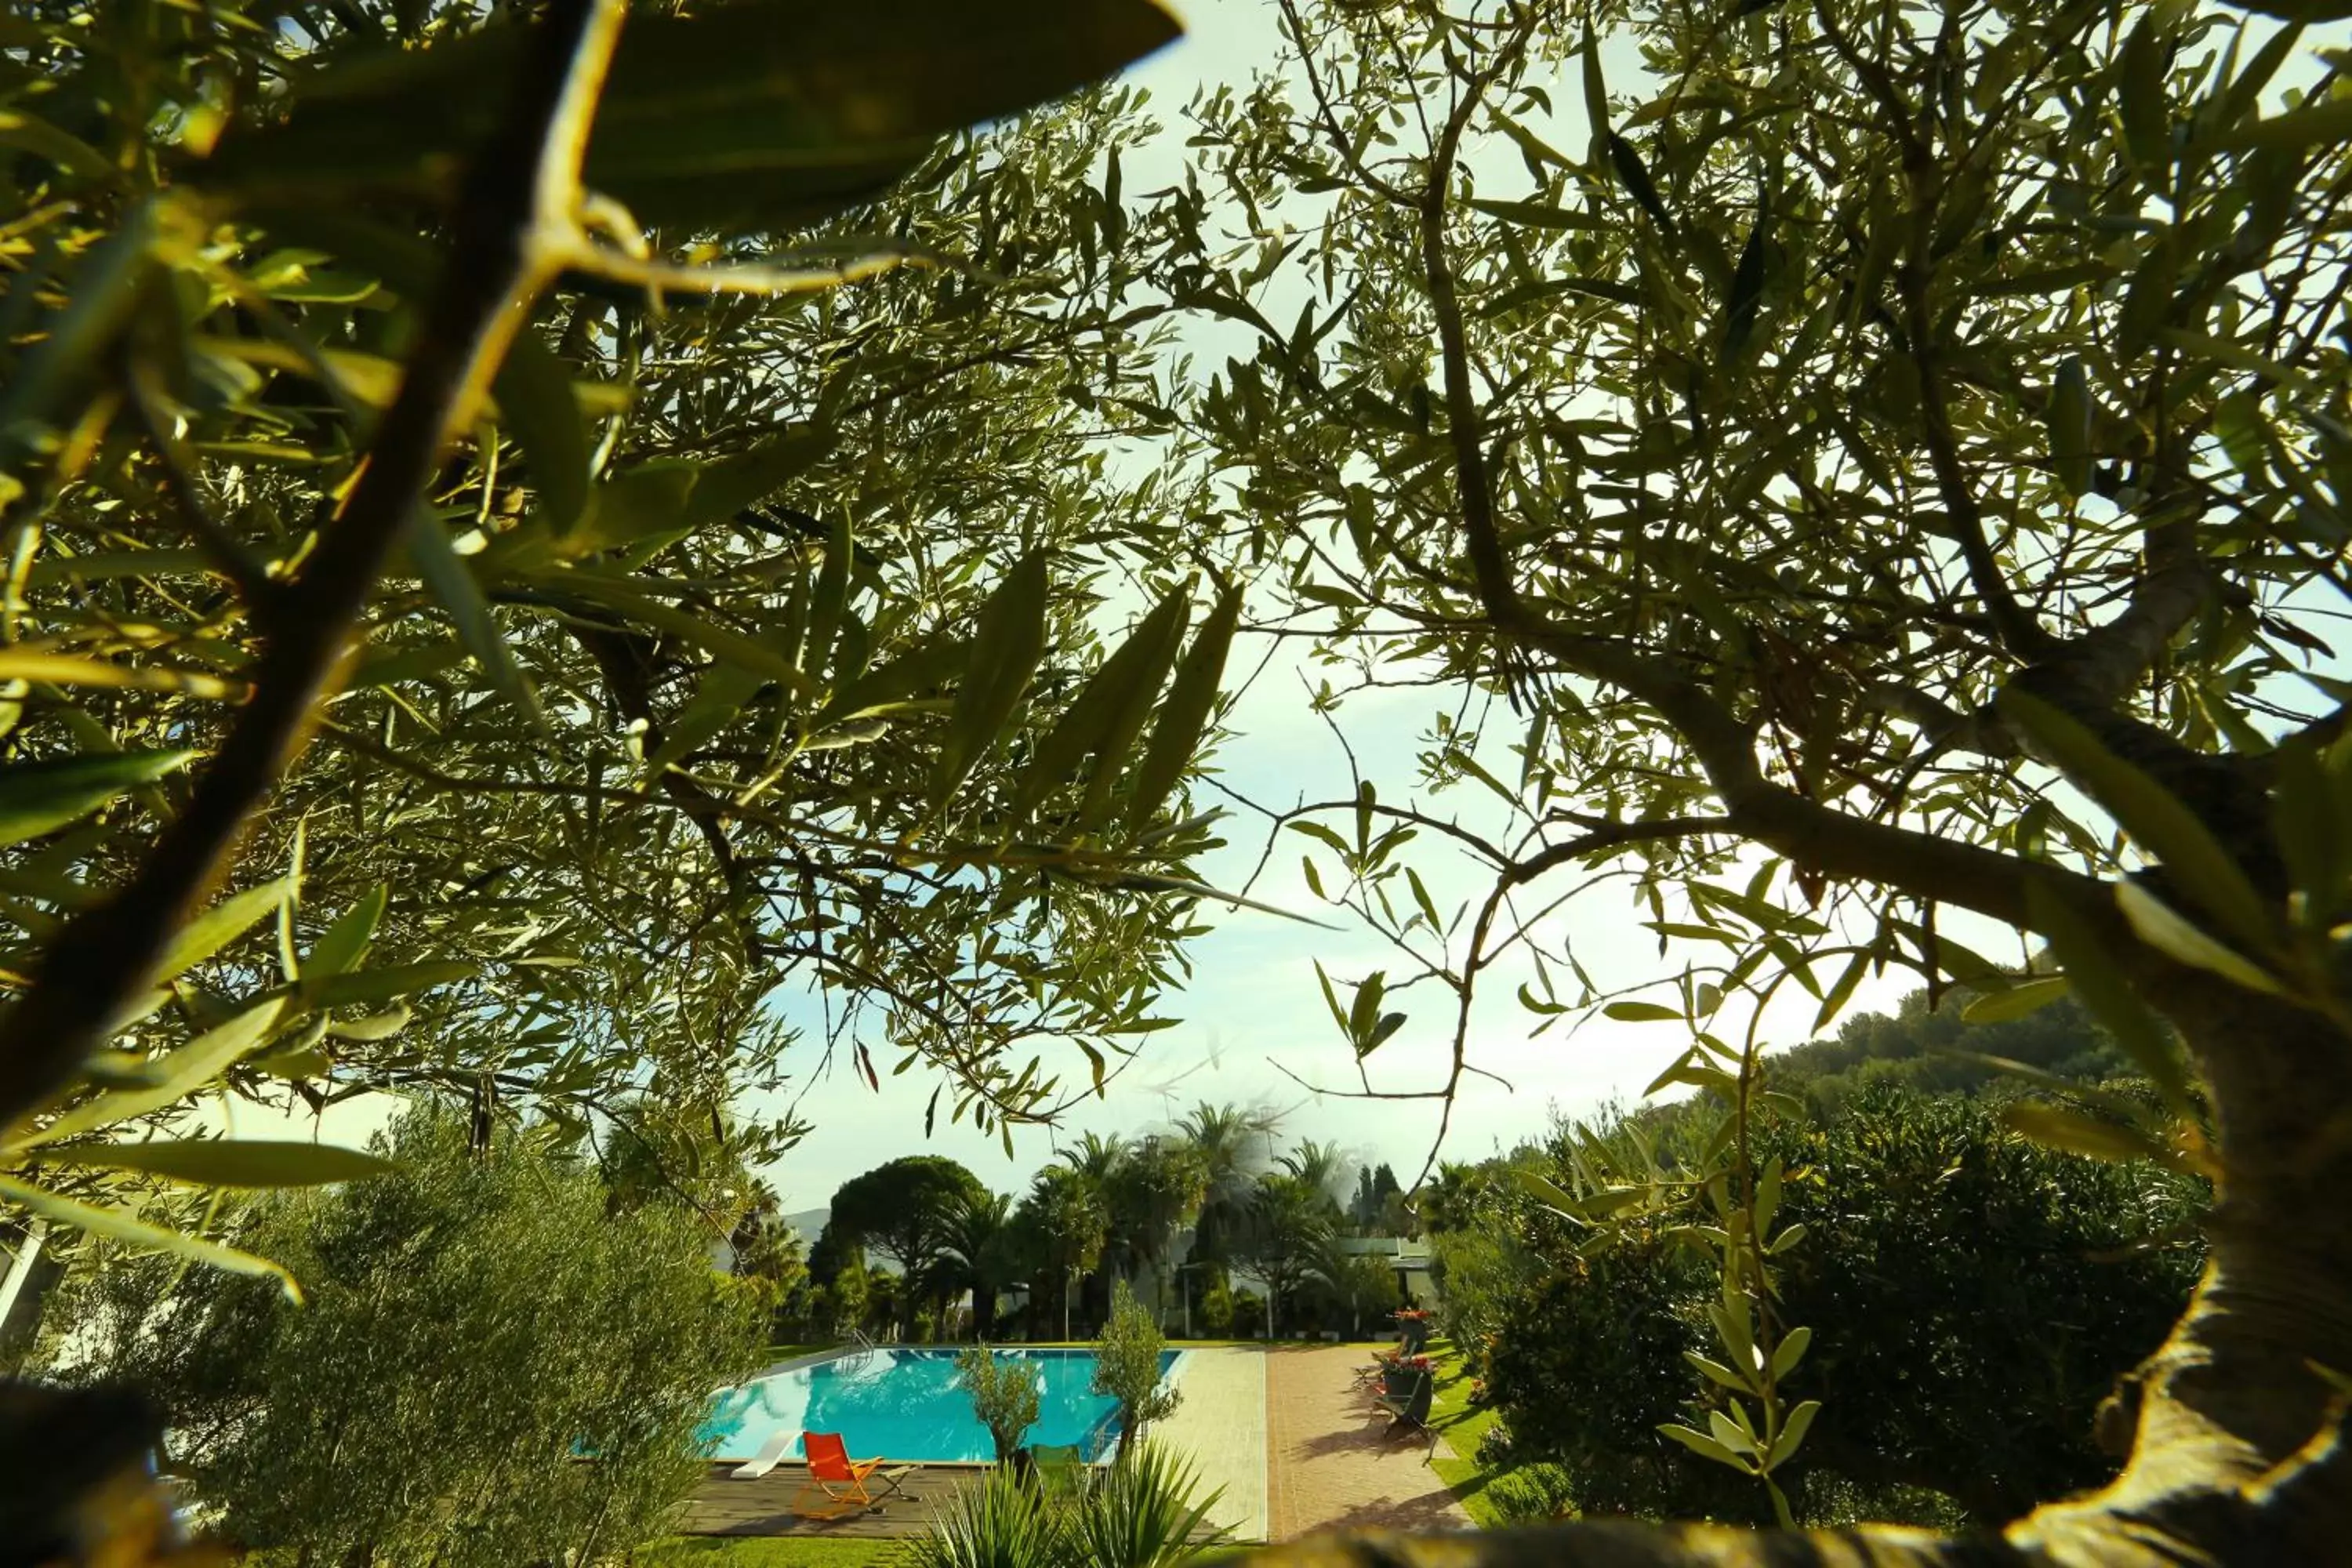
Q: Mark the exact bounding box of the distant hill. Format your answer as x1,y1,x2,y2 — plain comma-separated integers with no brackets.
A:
1770,985,2136,1116
779,1207,829,1247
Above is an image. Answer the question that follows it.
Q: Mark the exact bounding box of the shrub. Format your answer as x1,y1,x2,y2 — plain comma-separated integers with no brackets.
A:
1761,1091,2203,1520
1486,1462,1581,1525
1196,1276,1235,1338
956,1346,1043,1464
45,1107,762,1567
1479,1089,2203,1524
1091,1280,1178,1460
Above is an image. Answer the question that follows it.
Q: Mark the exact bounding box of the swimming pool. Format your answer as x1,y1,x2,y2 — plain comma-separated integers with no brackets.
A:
701,1347,1186,1465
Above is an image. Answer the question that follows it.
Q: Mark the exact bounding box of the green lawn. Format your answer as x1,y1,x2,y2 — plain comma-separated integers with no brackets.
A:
632,1538,907,1567
763,1343,843,1363
1420,1339,1499,1527
1421,1337,1567,1530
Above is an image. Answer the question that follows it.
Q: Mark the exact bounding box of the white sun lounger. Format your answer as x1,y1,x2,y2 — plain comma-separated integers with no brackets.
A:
730,1428,801,1479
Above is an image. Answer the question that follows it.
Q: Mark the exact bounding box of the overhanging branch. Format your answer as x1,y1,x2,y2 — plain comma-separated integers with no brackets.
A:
0,0,628,1135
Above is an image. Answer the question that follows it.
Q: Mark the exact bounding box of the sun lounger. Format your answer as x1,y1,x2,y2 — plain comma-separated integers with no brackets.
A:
729,1427,800,1479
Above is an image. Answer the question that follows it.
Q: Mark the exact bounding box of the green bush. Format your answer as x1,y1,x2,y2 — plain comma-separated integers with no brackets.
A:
1480,1090,2204,1525
956,1346,1043,1463
1091,1281,1178,1460
1484,1462,1580,1525
1195,1274,1235,1339
46,1107,762,1566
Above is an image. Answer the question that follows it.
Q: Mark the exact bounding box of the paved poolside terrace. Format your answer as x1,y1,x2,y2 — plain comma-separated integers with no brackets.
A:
679,1343,1470,1545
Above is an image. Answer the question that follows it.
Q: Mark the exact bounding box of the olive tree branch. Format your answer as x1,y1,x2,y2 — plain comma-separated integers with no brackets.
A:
0,0,630,1136
1392,38,2111,941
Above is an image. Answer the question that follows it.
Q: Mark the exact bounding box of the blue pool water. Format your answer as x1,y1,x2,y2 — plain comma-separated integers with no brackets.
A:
700,1347,1185,1464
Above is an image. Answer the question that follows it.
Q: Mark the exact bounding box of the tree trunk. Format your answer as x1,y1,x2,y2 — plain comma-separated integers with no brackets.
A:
1241,978,2352,1566
2013,981,2352,1564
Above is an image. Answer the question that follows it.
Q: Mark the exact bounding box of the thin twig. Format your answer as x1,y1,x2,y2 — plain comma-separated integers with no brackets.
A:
120,359,281,615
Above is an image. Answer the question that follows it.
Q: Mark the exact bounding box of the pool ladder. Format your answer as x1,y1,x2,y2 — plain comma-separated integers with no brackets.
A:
840,1327,877,1372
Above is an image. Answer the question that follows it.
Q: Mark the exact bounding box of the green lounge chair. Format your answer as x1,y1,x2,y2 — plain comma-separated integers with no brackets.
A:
1029,1443,1087,1498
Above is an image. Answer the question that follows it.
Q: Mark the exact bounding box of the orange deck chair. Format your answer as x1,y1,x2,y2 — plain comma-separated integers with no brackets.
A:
801,1431,912,1511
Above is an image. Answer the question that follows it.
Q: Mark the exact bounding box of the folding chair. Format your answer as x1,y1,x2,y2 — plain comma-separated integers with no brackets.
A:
1373,1370,1435,1443
1028,1443,1088,1500
801,1431,912,1511
1350,1348,1401,1388
1363,1364,1415,1408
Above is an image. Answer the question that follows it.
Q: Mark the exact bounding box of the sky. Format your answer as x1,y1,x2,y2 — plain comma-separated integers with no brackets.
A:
739,0,1979,1210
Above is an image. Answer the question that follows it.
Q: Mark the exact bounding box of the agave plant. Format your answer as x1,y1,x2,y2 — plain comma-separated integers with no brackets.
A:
1065,1443,1228,1568
905,1463,1062,1568
906,1443,1226,1568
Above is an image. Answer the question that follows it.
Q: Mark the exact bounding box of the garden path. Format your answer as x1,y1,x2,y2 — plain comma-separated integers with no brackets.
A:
1153,1346,1270,1542
1265,1345,1472,1540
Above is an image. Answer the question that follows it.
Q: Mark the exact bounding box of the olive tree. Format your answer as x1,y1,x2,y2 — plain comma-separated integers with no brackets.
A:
1093,1279,1179,1461
0,0,1221,1287
45,1106,763,1567
1153,0,2352,1560
956,1345,1044,1464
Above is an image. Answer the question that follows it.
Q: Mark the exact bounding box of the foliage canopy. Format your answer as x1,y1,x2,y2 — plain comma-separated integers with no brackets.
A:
44,1106,762,1566
1138,0,2352,1556
0,0,1221,1290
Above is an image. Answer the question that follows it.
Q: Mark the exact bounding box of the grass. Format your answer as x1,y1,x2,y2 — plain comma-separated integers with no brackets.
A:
632,1538,907,1567
763,1343,842,1363
1420,1337,1529,1530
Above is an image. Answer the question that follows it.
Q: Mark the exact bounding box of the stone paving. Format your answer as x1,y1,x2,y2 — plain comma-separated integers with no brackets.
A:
1265,1345,1472,1540
1152,1346,1270,1542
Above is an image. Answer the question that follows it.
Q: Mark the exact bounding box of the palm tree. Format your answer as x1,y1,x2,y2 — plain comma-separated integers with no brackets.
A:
1414,1161,1486,1235
1058,1131,1130,1185
1052,1132,1132,1324
1243,1172,1334,1338
1014,1166,1109,1340
1176,1101,1278,1267
1278,1139,1350,1214
936,1189,1013,1339
1105,1139,1207,1329
1304,1232,1400,1338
